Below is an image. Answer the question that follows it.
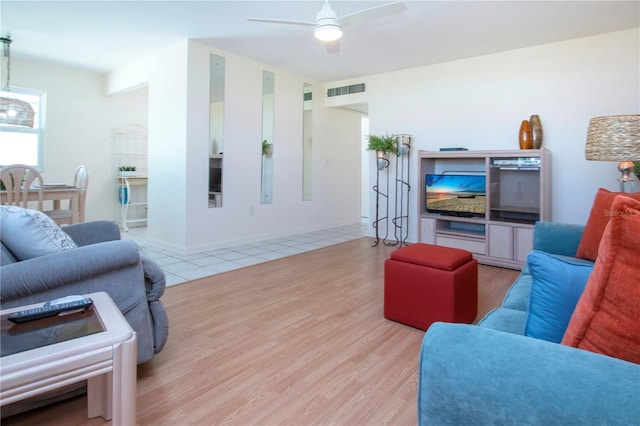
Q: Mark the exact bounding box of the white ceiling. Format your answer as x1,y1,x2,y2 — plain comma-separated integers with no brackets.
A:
1,1,639,83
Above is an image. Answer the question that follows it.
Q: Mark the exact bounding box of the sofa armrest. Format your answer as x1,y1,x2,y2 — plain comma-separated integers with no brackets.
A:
532,221,585,256
0,240,140,304
140,252,165,302
62,220,121,247
139,252,169,354
418,323,640,426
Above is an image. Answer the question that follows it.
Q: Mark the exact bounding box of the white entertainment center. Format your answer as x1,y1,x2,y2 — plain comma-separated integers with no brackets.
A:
418,149,551,269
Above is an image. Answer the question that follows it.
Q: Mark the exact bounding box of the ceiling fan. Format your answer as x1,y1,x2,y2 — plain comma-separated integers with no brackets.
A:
247,1,406,48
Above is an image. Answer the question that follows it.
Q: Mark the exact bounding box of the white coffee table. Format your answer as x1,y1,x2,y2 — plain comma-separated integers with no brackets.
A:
0,292,137,424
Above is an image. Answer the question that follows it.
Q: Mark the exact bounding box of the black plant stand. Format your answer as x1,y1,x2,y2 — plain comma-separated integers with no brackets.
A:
372,135,413,248
372,150,390,247
392,135,412,247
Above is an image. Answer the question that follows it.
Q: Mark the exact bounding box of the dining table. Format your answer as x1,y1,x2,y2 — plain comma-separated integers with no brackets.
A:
0,185,83,224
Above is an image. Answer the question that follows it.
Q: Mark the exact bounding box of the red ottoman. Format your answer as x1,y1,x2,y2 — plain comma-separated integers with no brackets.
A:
384,243,478,330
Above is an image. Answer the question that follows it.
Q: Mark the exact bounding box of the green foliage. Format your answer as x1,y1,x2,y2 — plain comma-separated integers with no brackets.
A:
634,161,640,180
118,166,136,171
262,140,273,156
366,133,398,155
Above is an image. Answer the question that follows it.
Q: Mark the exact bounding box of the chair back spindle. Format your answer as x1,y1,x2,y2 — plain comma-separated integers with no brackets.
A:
0,164,44,210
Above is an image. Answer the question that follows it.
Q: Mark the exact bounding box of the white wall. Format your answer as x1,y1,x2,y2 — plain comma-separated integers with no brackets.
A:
147,40,191,251
355,28,639,242
10,41,360,254
141,41,362,254
8,58,148,222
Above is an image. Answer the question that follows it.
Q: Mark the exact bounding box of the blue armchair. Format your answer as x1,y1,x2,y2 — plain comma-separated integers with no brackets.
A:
1,218,168,363
1,208,169,417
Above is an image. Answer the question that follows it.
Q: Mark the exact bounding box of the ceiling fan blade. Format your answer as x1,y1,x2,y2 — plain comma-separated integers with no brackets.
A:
247,18,315,27
338,2,406,27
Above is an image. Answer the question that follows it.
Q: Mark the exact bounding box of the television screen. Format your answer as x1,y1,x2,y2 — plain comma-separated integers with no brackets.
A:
425,174,486,217
209,167,222,193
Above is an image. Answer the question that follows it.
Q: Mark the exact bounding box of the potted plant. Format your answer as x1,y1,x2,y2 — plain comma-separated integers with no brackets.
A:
118,166,137,177
262,140,273,157
367,133,398,170
367,133,398,155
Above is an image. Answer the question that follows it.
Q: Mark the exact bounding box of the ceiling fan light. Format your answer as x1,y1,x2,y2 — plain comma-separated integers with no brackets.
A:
315,24,343,42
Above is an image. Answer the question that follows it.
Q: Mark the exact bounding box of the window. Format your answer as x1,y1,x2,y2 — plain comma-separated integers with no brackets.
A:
0,87,45,170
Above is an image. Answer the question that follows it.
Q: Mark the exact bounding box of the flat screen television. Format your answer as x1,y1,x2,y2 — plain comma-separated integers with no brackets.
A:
425,174,486,217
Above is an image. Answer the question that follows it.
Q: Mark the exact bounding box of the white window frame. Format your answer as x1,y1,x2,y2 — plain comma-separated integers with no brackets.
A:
0,86,46,171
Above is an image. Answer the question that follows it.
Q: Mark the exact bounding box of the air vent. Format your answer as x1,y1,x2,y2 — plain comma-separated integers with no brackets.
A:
327,83,365,97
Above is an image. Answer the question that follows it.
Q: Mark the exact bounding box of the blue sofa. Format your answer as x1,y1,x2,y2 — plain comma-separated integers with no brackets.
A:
418,222,640,425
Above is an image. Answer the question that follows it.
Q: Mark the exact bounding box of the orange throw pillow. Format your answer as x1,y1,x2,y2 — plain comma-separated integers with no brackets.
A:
562,195,640,364
575,188,640,261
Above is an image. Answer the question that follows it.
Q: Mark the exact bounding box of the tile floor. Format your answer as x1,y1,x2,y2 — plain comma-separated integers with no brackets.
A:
123,222,370,286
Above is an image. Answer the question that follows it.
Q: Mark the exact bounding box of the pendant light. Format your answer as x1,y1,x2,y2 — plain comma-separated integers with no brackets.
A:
1,34,35,128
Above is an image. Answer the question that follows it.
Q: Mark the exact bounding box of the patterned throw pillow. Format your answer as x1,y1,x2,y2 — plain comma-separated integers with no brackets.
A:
0,206,77,260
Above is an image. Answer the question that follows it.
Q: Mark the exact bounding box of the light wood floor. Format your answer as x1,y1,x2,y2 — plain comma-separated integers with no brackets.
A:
3,238,519,426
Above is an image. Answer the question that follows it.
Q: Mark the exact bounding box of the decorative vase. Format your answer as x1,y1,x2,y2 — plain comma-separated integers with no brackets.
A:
529,115,543,149
519,120,533,150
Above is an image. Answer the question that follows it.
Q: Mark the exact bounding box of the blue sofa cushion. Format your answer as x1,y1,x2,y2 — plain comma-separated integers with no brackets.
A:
524,251,594,343
477,307,527,335
1,242,18,266
532,221,585,256
501,269,532,312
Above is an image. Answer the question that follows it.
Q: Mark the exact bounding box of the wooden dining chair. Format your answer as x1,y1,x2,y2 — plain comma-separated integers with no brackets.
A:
44,165,89,225
0,164,44,210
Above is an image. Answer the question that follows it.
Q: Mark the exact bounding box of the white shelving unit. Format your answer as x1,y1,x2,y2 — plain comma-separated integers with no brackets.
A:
117,176,148,231
418,149,551,269
114,125,148,231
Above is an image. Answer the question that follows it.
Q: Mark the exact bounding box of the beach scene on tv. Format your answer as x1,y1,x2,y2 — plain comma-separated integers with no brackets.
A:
425,174,486,216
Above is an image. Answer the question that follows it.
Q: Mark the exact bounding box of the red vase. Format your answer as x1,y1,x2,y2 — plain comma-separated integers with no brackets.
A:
519,120,533,149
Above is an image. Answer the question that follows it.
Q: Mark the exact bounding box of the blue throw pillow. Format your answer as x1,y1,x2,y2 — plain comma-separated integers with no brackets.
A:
0,206,77,261
524,250,594,343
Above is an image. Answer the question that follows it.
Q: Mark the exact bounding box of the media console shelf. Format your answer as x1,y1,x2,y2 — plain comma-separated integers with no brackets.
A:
418,149,550,269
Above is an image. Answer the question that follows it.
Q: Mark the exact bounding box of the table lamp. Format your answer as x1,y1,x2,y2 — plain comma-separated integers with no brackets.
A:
585,114,640,192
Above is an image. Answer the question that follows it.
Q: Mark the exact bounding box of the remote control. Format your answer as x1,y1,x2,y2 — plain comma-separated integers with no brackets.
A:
7,298,94,324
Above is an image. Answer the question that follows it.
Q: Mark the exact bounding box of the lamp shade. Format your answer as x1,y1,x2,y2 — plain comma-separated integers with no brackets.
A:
0,96,35,128
585,114,640,161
